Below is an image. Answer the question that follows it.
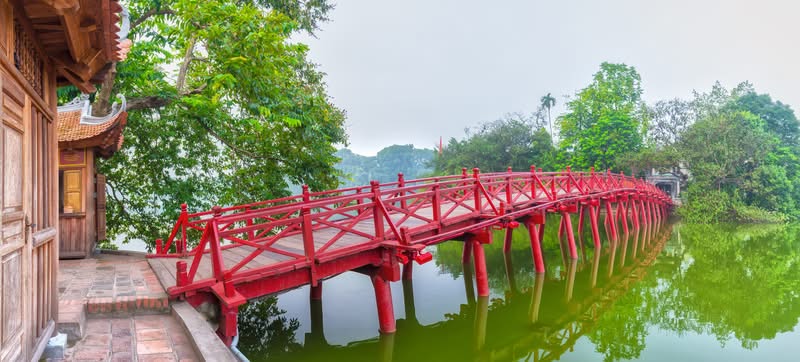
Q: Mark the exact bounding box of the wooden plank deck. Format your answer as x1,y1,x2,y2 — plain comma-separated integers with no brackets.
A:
148,201,476,290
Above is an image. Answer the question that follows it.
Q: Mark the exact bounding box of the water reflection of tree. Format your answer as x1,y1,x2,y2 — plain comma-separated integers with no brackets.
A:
589,223,800,362
652,223,800,348
237,296,301,361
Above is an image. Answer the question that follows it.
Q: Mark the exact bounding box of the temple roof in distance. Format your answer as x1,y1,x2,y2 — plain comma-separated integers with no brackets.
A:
57,95,127,158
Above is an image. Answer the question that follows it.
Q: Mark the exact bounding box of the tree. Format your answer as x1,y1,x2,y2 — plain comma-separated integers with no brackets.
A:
675,82,800,221
557,63,647,170
97,0,347,247
432,114,556,174
648,98,694,147
540,93,556,144
680,110,773,190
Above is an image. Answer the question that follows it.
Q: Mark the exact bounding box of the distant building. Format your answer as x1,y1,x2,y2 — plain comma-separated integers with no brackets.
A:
647,170,684,205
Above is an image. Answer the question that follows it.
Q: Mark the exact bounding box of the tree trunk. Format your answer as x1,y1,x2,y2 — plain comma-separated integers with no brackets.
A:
92,63,117,116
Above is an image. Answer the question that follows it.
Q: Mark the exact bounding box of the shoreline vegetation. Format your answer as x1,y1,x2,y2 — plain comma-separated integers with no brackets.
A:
429,63,800,225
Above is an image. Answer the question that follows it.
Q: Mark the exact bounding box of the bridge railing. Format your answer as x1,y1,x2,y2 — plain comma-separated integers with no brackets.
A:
153,167,670,257
152,168,671,292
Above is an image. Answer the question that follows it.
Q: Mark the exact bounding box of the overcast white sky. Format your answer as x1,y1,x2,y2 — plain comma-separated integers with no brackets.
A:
297,0,800,156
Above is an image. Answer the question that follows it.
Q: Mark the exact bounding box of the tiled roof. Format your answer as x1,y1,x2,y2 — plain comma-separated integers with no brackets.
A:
58,109,118,142
57,108,127,157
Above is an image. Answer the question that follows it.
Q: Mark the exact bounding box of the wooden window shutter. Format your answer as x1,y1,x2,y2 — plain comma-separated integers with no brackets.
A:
63,169,82,212
96,174,107,241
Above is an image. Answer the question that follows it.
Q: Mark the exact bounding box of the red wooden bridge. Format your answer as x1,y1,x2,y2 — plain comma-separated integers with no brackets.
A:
146,167,672,344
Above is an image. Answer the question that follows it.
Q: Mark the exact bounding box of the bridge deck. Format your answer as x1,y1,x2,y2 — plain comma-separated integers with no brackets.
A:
148,203,475,289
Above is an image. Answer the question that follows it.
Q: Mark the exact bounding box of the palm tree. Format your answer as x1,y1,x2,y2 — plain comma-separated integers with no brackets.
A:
540,93,556,145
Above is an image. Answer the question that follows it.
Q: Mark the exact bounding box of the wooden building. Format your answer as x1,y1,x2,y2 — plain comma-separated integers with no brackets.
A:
58,95,126,259
0,1,127,360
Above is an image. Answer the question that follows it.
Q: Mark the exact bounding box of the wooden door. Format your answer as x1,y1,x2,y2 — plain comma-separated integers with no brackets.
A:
1,68,27,362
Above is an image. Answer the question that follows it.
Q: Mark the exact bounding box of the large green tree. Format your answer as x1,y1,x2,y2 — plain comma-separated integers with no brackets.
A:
95,0,346,247
432,114,556,174
557,62,647,170
677,82,800,221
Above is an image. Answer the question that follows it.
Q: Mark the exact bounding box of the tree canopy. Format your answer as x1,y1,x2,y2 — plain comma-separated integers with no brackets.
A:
558,62,648,170
96,0,346,246
431,114,556,174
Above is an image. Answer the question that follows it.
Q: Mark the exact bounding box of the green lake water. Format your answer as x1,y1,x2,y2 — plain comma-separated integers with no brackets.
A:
237,219,800,361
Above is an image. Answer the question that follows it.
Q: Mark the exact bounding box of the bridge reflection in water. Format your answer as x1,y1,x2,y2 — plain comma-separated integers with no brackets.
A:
251,221,672,362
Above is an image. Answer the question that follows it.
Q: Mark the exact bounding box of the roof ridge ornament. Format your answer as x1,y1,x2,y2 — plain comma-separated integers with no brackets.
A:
57,94,127,126
58,93,90,111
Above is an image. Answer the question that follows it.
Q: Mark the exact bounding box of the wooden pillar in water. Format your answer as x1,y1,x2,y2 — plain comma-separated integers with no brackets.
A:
527,216,546,274
561,211,578,259
371,274,396,334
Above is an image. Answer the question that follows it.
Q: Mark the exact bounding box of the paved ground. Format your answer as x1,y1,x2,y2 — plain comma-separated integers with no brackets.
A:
61,315,198,362
54,253,199,361
59,254,169,316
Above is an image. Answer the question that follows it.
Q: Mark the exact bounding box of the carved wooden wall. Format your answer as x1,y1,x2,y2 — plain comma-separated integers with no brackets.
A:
0,1,59,360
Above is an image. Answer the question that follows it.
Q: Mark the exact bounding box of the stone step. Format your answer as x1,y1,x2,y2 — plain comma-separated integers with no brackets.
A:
57,300,87,344
85,295,171,316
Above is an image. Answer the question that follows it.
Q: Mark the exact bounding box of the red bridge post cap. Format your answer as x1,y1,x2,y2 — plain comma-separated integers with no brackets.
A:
473,168,480,178
530,165,536,173
180,203,187,211
507,166,512,173
212,206,222,216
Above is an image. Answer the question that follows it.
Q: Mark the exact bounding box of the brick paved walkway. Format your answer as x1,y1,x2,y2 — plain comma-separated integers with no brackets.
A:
54,253,198,361
63,315,198,362
59,254,169,316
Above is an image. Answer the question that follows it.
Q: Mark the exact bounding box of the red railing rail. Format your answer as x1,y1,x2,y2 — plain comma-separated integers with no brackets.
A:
152,168,672,294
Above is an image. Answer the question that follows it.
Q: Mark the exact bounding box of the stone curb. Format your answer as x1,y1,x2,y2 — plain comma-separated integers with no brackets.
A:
171,302,238,362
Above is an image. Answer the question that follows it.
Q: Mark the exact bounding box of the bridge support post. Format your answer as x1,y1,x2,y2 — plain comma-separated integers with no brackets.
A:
589,201,602,249
462,240,473,265
631,197,640,229
617,200,629,236
402,259,413,281
218,303,239,346
471,234,491,297
463,261,476,305
371,274,396,334
503,250,517,296
604,199,618,242
503,227,513,253
310,281,322,301
526,215,545,274
560,211,578,260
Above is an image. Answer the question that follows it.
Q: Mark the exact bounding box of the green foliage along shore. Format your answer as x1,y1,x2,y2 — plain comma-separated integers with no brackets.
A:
433,64,800,223
335,145,434,187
